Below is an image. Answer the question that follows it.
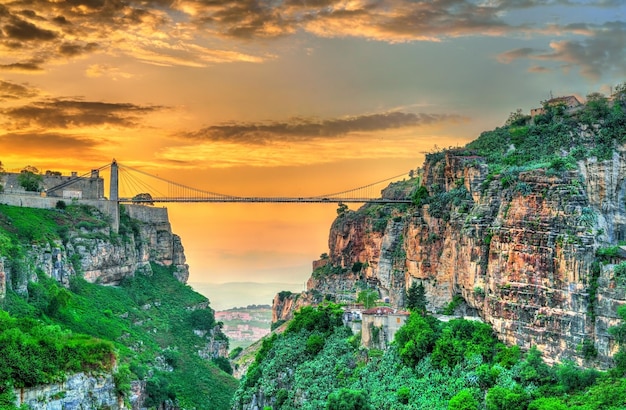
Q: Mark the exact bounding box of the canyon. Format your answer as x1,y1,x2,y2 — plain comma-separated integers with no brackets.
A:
274,143,626,369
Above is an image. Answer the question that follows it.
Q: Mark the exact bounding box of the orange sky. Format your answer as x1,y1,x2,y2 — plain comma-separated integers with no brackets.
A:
0,0,625,308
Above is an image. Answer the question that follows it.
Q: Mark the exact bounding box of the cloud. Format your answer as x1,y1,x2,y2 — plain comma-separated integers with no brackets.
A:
2,15,58,41
2,98,163,129
182,112,467,144
497,21,626,79
85,64,134,79
0,60,45,72
528,65,551,73
58,42,98,56
0,132,100,156
0,80,39,100
160,130,470,168
497,47,540,64
0,0,622,75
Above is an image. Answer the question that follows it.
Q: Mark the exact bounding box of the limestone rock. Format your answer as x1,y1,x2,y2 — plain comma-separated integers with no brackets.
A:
276,146,626,368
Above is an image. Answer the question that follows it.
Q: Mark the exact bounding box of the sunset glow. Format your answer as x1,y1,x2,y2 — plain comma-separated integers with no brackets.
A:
1,0,624,308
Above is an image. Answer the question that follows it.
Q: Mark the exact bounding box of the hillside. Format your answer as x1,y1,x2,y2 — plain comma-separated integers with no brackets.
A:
0,203,237,409
242,90,626,408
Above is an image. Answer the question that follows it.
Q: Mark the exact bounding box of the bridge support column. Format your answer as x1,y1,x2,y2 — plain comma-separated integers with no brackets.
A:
109,159,120,233
110,159,119,201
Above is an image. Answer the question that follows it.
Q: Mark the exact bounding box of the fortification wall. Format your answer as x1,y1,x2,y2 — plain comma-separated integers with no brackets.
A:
0,193,119,232
123,204,169,223
2,172,104,200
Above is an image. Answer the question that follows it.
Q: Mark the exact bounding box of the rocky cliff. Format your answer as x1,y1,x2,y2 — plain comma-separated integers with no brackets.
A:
0,204,189,299
274,144,626,368
0,202,235,409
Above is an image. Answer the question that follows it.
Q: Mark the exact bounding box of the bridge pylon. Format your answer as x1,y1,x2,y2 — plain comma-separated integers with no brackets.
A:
110,159,119,202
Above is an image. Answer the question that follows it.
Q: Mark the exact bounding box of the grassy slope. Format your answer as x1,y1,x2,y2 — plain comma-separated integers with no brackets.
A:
0,204,237,409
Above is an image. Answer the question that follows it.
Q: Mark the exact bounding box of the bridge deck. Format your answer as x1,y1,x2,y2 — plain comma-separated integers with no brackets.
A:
119,197,412,204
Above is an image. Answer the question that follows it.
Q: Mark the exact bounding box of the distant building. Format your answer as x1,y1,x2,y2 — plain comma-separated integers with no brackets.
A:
2,169,104,200
360,306,410,349
530,95,583,118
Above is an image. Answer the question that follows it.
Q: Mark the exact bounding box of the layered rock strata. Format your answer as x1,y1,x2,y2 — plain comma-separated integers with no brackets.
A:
275,150,626,368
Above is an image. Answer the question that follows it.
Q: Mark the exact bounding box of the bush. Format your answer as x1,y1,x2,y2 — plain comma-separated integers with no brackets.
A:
188,309,215,331
486,386,530,410
556,360,599,393
212,356,233,375
449,388,480,410
306,334,325,356
394,312,439,367
528,397,568,410
326,388,373,410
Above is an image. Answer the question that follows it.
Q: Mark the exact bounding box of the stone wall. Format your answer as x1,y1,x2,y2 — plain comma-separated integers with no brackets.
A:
0,192,119,232
2,171,104,200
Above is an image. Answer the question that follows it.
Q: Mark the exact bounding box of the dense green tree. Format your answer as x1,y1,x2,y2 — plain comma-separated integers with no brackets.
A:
518,346,556,386
393,312,439,367
448,388,480,410
430,319,497,369
17,166,43,192
212,357,233,375
188,308,215,331
406,281,427,313
486,386,530,410
527,397,568,410
326,388,373,410
286,304,344,335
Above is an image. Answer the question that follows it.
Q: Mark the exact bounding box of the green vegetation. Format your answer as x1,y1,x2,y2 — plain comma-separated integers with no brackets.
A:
406,281,427,314
17,166,43,192
356,289,378,308
0,204,237,409
235,306,626,410
465,91,626,172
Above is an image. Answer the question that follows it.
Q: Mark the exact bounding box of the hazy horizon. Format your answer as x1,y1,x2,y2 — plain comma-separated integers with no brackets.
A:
189,281,306,312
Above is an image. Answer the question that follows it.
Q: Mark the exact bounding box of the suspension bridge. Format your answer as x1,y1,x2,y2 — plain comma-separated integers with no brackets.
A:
46,160,414,204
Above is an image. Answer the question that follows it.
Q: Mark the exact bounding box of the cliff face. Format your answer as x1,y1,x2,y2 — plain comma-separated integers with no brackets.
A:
275,149,626,368
0,204,189,299
0,203,199,409
14,372,121,410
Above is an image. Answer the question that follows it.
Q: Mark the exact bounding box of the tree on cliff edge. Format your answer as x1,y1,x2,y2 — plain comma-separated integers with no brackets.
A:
17,166,43,192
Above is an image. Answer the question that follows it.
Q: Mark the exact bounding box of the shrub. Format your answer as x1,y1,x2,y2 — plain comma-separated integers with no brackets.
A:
527,397,568,410
556,360,599,393
396,386,410,404
449,388,480,410
394,312,440,367
326,388,373,410
212,356,233,375
306,334,325,355
188,309,215,331
486,386,530,410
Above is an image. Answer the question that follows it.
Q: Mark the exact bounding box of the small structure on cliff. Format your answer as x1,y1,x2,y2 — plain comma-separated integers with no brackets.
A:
1,169,105,199
360,307,409,349
530,95,583,118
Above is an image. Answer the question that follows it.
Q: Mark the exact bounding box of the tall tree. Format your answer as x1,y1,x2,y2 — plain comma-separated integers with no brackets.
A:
406,281,427,314
17,166,43,192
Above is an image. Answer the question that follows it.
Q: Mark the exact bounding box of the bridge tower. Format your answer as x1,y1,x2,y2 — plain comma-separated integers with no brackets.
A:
109,159,120,233
110,159,119,201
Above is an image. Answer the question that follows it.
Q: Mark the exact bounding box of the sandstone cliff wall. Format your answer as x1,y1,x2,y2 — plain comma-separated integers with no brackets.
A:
274,149,626,368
